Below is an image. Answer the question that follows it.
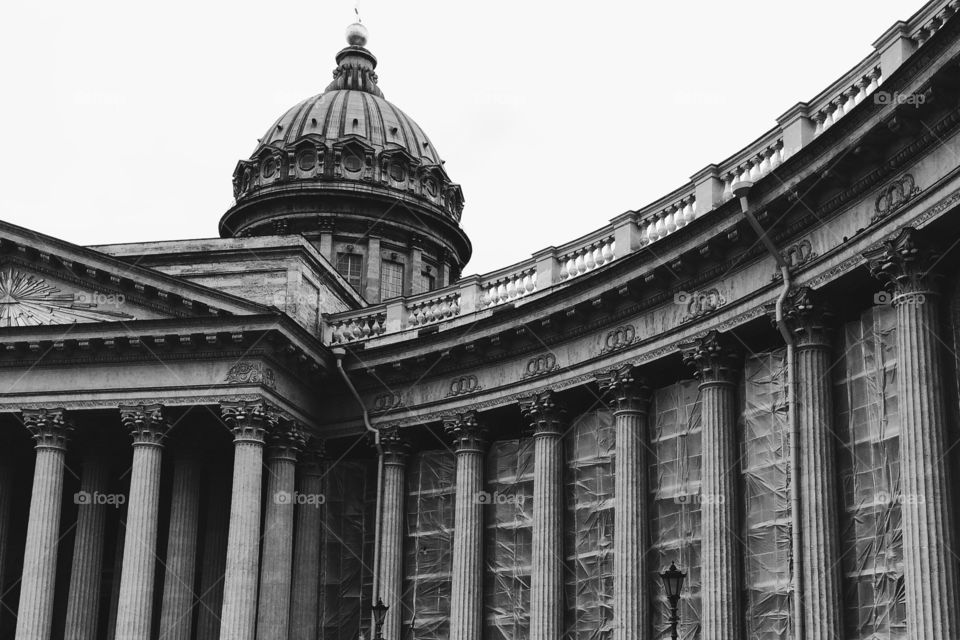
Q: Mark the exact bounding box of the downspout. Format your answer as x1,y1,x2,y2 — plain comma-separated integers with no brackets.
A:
333,346,385,632
733,181,802,640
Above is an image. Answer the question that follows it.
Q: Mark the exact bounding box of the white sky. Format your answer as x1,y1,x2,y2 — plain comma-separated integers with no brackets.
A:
0,0,910,275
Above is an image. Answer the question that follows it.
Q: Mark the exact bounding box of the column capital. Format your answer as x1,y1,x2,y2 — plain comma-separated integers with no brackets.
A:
220,400,279,444
519,390,565,437
266,422,306,462
679,330,740,385
772,286,835,348
444,411,488,453
863,226,941,298
379,425,411,466
120,403,170,447
298,439,327,476
22,407,72,451
597,365,651,414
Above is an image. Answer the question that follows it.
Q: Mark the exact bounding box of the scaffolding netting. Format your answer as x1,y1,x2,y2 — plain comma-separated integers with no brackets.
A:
402,450,456,640
835,304,905,639
320,459,377,640
650,379,702,640
563,409,616,640
484,438,535,640
740,349,793,640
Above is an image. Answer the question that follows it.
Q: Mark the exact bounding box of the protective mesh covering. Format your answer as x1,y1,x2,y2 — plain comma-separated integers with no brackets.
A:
650,380,702,640
402,450,456,640
563,409,615,640
835,305,905,639
484,438,535,640
740,349,793,640
320,459,377,640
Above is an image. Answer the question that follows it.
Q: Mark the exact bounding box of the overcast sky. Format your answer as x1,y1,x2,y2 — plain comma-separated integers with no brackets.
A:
0,0,911,275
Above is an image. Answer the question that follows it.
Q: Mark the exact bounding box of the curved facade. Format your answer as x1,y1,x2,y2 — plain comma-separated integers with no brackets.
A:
2,3,960,640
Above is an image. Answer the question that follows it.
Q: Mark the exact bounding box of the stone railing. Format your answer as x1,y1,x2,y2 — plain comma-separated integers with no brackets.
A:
323,0,954,346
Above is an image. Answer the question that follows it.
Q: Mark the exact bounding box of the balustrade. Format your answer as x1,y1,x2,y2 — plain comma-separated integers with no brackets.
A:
558,236,616,281
408,292,461,326
480,268,537,308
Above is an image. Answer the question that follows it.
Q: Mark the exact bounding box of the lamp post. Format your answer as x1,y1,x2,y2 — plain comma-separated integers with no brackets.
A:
659,561,686,640
372,598,389,640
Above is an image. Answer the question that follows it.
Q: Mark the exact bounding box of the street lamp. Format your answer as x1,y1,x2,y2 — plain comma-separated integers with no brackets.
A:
372,598,389,640
659,561,686,640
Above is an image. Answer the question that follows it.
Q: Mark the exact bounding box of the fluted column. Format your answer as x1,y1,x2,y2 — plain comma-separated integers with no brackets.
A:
158,449,202,640
378,426,410,640
598,366,651,640
195,459,231,640
256,421,306,640
15,408,72,640
114,404,171,640
64,445,110,640
290,443,327,640
0,450,13,631
445,412,488,640
520,391,565,640
780,287,843,640
865,228,960,640
680,331,742,640
219,400,277,640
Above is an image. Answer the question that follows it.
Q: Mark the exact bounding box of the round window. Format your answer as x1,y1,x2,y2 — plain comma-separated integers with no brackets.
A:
261,156,277,179
424,178,437,196
389,162,405,181
343,153,362,173
297,149,316,172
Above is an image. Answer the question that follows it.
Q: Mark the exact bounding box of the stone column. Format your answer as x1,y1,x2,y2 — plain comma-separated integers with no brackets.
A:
680,331,742,640
289,443,326,640
219,400,277,640
256,422,306,640
780,287,843,640
195,459,231,640
114,404,171,640
597,366,651,640
64,445,110,640
158,449,202,640
445,412,488,640
15,408,72,640
520,391,565,640
0,449,16,631
378,426,410,640
865,228,960,640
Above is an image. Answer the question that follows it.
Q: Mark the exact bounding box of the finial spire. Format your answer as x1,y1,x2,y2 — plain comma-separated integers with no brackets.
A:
346,22,368,47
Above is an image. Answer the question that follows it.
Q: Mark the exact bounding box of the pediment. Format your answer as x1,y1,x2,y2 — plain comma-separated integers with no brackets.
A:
0,265,162,327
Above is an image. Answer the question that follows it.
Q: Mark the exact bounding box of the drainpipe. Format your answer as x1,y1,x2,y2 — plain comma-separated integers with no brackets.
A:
733,181,802,640
333,346,385,630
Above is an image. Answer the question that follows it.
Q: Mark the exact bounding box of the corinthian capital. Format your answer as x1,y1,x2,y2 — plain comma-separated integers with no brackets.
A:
379,425,411,466
266,421,306,462
863,227,941,297
679,330,741,385
22,408,72,451
519,390,565,437
597,365,650,414
120,404,170,446
773,286,835,348
444,411,487,453
220,400,279,444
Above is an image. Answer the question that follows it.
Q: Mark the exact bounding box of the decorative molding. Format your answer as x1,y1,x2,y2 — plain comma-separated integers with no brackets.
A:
522,353,558,379
783,238,817,270
446,375,482,398
874,173,921,222
371,391,404,414
601,324,637,355
681,288,726,321
225,361,276,389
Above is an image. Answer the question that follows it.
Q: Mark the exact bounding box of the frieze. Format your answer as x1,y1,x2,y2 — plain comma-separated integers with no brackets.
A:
600,325,637,355
446,375,482,397
371,391,404,413
874,174,920,222
224,361,277,389
784,239,817,269
679,288,726,321
522,353,559,379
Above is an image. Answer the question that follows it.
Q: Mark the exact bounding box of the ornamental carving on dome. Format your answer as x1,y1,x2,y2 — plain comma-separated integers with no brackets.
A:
0,268,134,327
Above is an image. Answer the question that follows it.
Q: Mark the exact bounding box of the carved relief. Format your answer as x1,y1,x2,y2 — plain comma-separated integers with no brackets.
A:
446,375,482,397
601,324,637,354
681,288,726,321
784,238,817,268
0,268,134,326
522,353,558,379
874,173,920,221
372,391,404,414
224,361,276,389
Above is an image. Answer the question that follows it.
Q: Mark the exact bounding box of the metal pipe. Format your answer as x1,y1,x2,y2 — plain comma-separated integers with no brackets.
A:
734,182,802,640
333,347,385,630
